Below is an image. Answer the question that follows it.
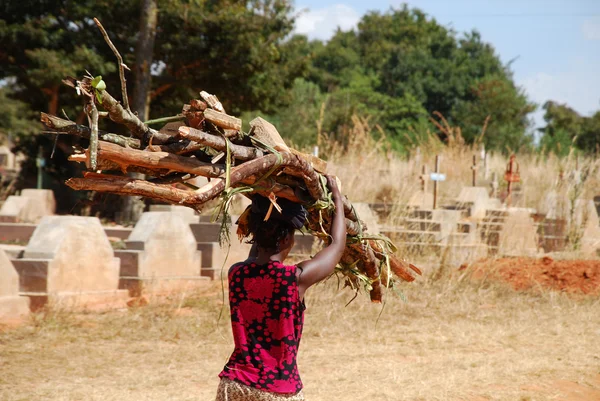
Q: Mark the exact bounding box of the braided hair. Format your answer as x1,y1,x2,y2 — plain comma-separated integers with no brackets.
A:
242,195,308,252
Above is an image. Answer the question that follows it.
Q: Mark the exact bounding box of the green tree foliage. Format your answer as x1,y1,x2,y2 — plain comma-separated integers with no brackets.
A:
539,101,600,155
304,6,535,152
0,0,302,210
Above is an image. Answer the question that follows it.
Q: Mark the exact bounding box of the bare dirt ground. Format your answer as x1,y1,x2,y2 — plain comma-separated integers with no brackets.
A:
1,258,599,401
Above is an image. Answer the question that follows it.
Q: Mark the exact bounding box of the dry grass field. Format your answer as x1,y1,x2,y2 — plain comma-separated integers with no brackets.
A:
1,265,599,401
2,117,599,400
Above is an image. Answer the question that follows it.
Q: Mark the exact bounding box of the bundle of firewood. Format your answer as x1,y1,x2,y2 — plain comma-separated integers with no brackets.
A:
40,76,421,302
38,18,420,301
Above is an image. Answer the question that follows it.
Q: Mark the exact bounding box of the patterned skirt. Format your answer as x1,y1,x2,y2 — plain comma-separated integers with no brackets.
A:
216,378,305,401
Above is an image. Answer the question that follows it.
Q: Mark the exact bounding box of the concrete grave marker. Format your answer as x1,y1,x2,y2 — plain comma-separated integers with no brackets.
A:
353,203,380,234
119,212,206,293
149,204,199,224
0,189,56,223
456,187,491,219
0,249,30,320
13,216,127,309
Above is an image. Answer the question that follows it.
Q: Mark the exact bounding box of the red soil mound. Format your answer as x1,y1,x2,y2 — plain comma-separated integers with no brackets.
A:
470,257,600,295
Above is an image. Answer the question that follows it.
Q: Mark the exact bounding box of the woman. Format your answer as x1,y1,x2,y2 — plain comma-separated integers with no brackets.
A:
216,176,346,401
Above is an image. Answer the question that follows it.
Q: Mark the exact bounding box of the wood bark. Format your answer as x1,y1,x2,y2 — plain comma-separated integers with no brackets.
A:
41,113,141,149
178,126,263,160
132,0,158,121
94,141,225,177
203,109,242,131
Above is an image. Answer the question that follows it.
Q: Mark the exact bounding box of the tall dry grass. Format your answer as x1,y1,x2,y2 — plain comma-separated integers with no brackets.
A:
314,114,599,213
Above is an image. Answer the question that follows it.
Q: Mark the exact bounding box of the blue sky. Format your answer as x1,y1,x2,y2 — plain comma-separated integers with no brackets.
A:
293,0,600,129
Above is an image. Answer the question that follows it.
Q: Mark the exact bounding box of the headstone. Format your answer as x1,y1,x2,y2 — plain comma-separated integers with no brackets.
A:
407,191,434,209
0,145,17,169
0,189,56,223
0,249,30,321
21,189,56,219
353,203,380,234
481,208,539,257
572,199,600,254
0,196,30,223
456,187,490,219
148,204,199,224
121,212,206,293
539,190,570,219
13,216,127,309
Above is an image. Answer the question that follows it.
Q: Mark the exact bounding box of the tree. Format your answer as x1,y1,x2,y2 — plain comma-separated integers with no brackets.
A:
303,6,535,152
131,0,158,121
576,111,600,153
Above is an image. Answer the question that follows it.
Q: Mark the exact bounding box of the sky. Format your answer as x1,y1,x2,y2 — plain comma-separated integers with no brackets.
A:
293,0,600,130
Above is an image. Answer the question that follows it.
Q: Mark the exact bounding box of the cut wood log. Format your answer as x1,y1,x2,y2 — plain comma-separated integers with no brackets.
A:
41,113,141,149
250,117,290,152
290,148,328,173
178,126,262,161
200,91,225,112
94,141,226,177
189,99,208,111
203,109,242,132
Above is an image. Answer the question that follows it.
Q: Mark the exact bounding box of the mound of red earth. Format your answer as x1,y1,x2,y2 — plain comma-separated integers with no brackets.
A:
470,257,600,295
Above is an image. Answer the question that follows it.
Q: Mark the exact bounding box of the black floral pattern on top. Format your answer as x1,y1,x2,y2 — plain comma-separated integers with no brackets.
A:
219,260,305,394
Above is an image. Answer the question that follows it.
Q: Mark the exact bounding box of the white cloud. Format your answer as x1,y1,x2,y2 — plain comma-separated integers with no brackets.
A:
582,17,600,40
295,4,360,41
520,61,600,129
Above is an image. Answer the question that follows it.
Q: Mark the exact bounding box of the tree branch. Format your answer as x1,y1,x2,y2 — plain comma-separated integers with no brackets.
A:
178,126,263,161
94,18,130,110
41,113,141,149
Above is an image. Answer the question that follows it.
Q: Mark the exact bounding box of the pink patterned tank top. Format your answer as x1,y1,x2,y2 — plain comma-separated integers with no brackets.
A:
219,260,305,394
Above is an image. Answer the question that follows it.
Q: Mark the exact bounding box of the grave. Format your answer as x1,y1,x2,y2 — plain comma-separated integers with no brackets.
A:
537,193,600,254
572,199,600,255
0,249,30,321
407,191,434,210
479,208,539,257
353,203,380,234
116,212,207,294
454,187,493,219
0,189,56,223
536,191,570,252
381,207,487,266
148,204,199,223
11,216,128,309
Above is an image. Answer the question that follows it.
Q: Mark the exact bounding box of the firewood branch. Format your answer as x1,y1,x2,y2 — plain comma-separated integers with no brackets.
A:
41,113,141,149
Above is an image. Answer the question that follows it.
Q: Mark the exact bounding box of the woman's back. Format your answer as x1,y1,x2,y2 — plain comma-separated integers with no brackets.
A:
219,260,305,394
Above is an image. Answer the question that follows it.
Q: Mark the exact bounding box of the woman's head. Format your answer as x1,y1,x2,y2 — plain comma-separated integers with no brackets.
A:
240,195,307,254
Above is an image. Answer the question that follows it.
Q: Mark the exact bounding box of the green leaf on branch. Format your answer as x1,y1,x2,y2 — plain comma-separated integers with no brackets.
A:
91,75,106,91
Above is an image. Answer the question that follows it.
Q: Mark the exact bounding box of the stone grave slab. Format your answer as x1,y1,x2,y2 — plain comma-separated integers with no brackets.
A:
480,208,539,257
456,187,490,219
0,189,56,223
121,212,207,294
0,249,30,321
353,203,380,234
573,199,600,254
148,204,199,224
14,216,127,309
407,191,433,209
0,196,29,223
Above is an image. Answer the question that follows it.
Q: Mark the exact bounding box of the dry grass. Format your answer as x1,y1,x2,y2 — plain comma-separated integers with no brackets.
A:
1,272,599,401
320,116,600,215
2,117,599,400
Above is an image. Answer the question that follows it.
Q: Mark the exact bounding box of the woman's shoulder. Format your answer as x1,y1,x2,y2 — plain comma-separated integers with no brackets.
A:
228,261,248,275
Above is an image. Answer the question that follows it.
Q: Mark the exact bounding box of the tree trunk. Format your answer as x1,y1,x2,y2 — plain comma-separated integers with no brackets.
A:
132,0,158,121
123,0,158,224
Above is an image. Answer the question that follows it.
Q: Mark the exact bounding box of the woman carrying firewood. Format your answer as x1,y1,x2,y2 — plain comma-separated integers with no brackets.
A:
216,176,346,401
